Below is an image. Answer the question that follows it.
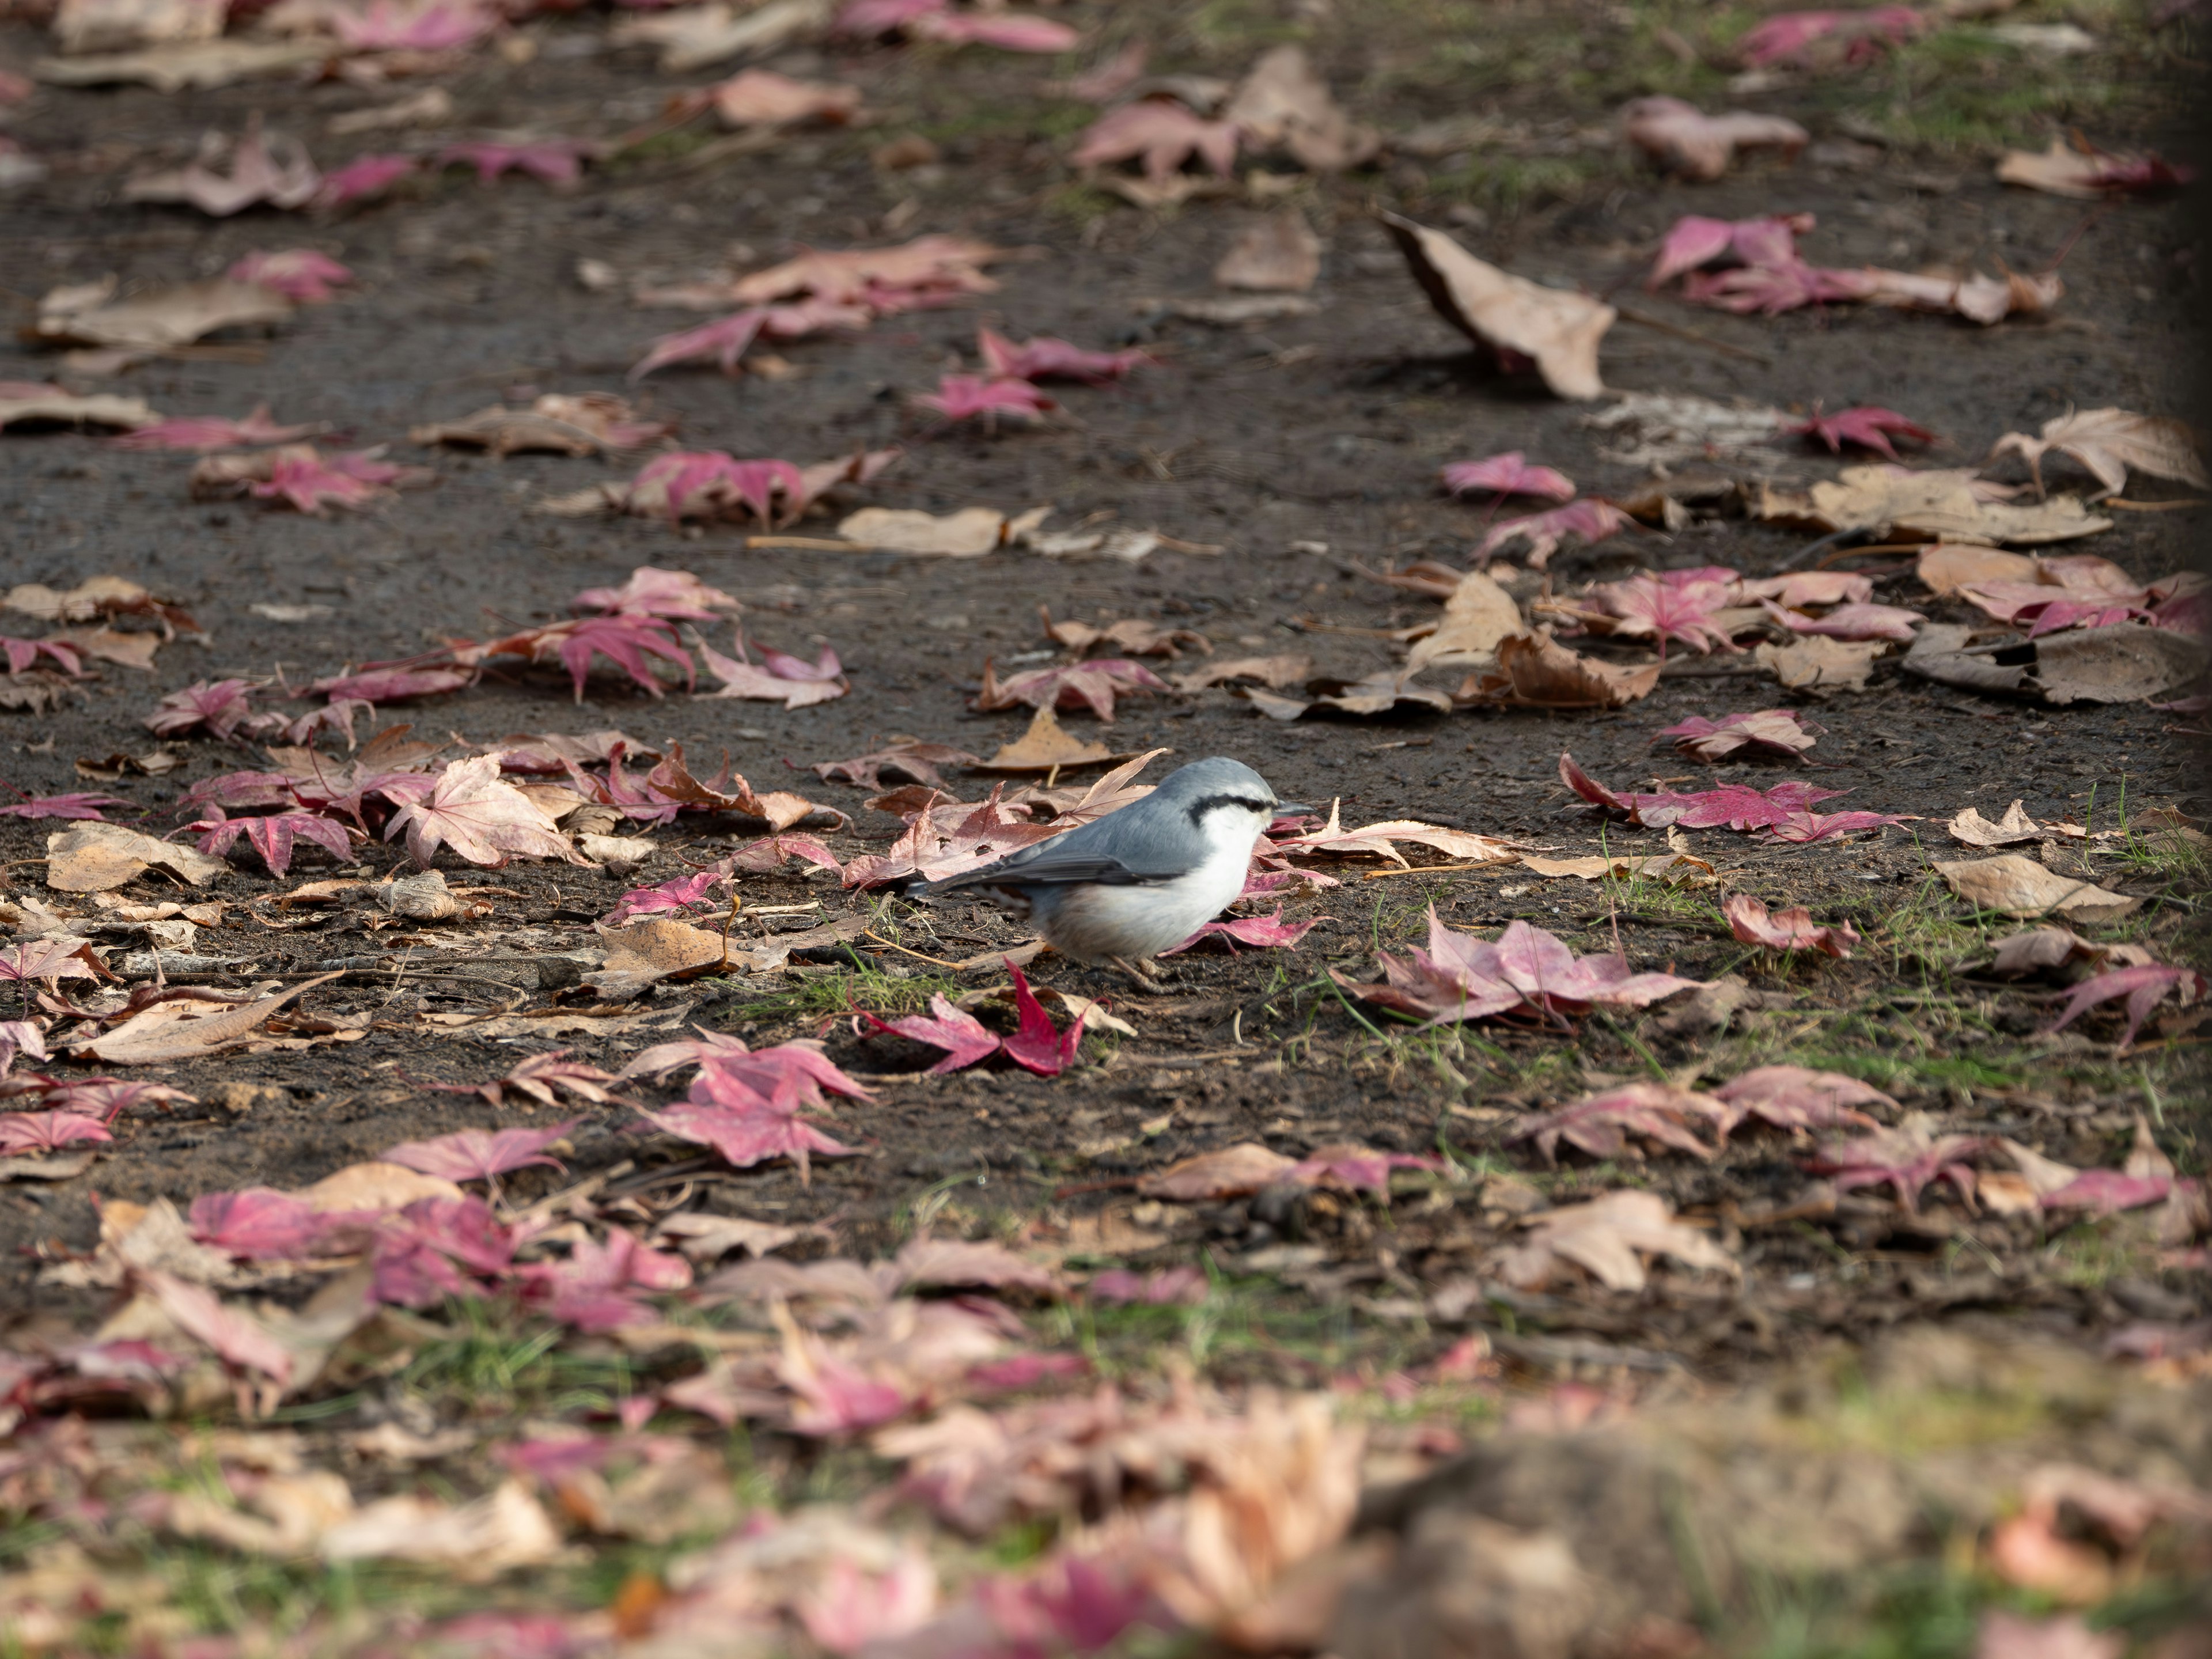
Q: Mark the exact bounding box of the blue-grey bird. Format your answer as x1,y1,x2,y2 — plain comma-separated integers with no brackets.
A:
909,756,1302,988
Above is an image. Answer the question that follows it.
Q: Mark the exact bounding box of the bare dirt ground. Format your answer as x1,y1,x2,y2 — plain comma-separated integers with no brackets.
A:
1,0,2209,1652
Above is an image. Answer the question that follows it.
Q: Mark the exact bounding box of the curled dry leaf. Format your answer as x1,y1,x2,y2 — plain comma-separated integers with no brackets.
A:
412,392,672,457
1656,709,1820,762
1986,407,2208,498
1802,1116,1981,1213
1722,892,1861,959
1,384,159,431
1621,96,1806,180
123,123,320,216
1441,452,1575,503
1495,1190,1737,1293
1509,1083,1729,1164
1071,98,1240,181
1213,210,1322,294
1998,137,2195,200
1383,213,1615,400
1932,854,2140,924
1404,569,1522,675
1457,633,1660,709
976,704,1116,771
46,821,229,891
74,972,343,1065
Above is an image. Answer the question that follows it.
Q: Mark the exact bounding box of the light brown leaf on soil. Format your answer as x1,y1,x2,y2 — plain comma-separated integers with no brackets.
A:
1213,210,1321,293
1458,632,1660,709
0,384,157,431
1932,855,2140,923
1495,1190,1738,1292
1987,407,2208,497
1139,1142,1299,1200
74,972,344,1065
47,821,229,890
122,123,320,217
33,275,293,353
318,1480,565,1581
33,37,324,91
1753,635,1887,691
838,505,1032,556
1917,543,2039,595
1173,654,1312,691
1518,850,1711,881
1902,622,2205,706
978,704,1118,771
1948,800,2048,847
1621,96,1806,180
1988,926,2156,977
1382,214,1615,400
1221,44,1378,171
411,393,673,457
52,0,221,55
1757,466,2111,544
1406,570,1523,674
293,1161,464,1214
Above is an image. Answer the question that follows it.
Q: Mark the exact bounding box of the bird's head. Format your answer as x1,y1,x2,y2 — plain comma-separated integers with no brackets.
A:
1149,756,1305,850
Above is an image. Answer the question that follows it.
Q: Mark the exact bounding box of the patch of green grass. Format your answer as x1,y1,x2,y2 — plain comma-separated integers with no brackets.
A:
1045,180,1122,226
1182,0,1310,55
1427,151,1612,215
400,1301,641,1419
1821,27,2122,150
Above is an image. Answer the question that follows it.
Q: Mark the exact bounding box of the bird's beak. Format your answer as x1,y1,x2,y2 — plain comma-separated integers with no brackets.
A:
1271,802,1316,818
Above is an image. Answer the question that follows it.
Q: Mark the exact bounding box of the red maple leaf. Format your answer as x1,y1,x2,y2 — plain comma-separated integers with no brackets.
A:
1159,908,1319,955
190,1188,329,1260
573,566,741,620
1473,500,1635,570
603,869,726,927
425,1050,626,1111
628,299,868,381
862,994,1005,1074
1737,5,1923,67
636,1096,856,1183
107,404,318,452
0,791,127,821
976,327,1154,384
1803,1122,1982,1213
0,636,85,676
1786,404,1937,460
971,657,1168,722
1508,1084,1729,1164
1333,908,1702,1028
381,1119,582,1184
144,678,260,740
312,154,417,209
912,374,1056,424
1655,710,1820,763
2046,963,2207,1047
1708,1066,1890,1137
227,249,354,302
248,448,407,516
0,1109,112,1153
187,807,358,877
1440,451,1576,502
309,665,474,702
1590,569,1741,657
438,140,590,187
1722,893,1861,959
1647,213,1813,286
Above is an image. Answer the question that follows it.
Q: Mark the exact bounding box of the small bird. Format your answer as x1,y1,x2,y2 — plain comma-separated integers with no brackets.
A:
910,756,1303,990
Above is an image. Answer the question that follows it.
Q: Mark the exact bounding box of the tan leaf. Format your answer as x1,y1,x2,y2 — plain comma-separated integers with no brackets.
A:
1139,1142,1299,1201
47,821,229,891
1221,45,1377,170
838,505,1014,556
319,1480,563,1581
0,385,157,431
1458,632,1659,708
1988,407,2208,497
980,704,1117,771
1494,1189,1737,1291
1406,570,1521,673
1382,214,1613,400
52,0,221,55
1753,635,1886,691
75,972,345,1065
608,0,832,73
35,275,293,350
1214,210,1321,293
1518,851,1710,881
1932,855,2140,923
293,1161,465,1214
33,37,324,90
1173,653,1312,691
121,124,320,217
1621,96,1806,180
1916,543,2037,595
48,626,161,671
1948,800,2045,847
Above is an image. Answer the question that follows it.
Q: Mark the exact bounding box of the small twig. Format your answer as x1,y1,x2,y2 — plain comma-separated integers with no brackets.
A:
861,929,966,969
2106,497,2208,512
1359,863,1492,879
1611,302,1770,365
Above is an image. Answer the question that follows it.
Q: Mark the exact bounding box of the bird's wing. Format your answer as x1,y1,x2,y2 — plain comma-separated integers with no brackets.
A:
919,838,1180,893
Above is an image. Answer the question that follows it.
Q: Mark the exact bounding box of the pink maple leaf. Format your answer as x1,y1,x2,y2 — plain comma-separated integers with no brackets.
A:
783,1344,910,1436
249,448,406,515
190,1188,329,1260
1071,100,1240,180
368,1194,517,1306
1473,499,1635,570
971,657,1168,722
912,8,1081,50
144,678,259,740
187,807,358,877
1509,1084,1729,1164
1723,893,1861,959
862,994,1005,1074
1656,709,1821,763
544,615,692,700
1738,5,1924,67
797,1556,941,1654
0,791,127,821
521,1227,690,1332
1786,404,1937,460
978,327,1153,385
1763,808,1914,843
626,450,809,523
1160,908,1319,955
840,786,1060,887
227,249,354,303
1804,1124,1982,1213
107,405,318,452
1592,570,1741,658
0,1109,113,1154
0,1019,49,1072
139,1270,293,1385
383,754,577,866
603,869,726,927
835,0,947,33
630,298,870,381
439,140,589,188
696,630,848,709
1001,962,1082,1075
310,665,473,702
573,566,741,620
2041,1169,2181,1215
913,374,1056,424
312,154,418,209
1760,600,1925,642
1440,451,1577,502
1287,1143,1446,1192
725,833,843,874
0,938,100,984
1,636,84,676
177,771,297,815
2046,963,2207,1048
1647,213,1813,287
1335,908,1702,1028
381,1119,581,1184
331,0,500,51
636,1097,857,1183
1708,1066,1890,1137
694,1041,871,1111
36,1078,194,1116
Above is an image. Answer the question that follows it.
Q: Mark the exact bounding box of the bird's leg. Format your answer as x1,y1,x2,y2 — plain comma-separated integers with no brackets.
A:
1110,956,1171,994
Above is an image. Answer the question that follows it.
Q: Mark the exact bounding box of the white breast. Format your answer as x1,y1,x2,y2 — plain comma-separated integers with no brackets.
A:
1033,825,1256,962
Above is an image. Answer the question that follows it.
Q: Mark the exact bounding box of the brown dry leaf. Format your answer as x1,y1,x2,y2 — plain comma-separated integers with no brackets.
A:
1902,622,2204,706
294,1161,464,1214
1457,632,1660,709
1519,850,1710,881
122,123,320,217
1214,210,1321,293
42,1195,246,1289
1988,926,2156,977
166,1469,356,1555
653,1213,803,1263
979,704,1118,771
838,505,1033,556
74,972,344,1065
1221,45,1378,171
1917,543,2038,595
411,393,673,458
1997,137,2175,200
1406,570,1522,674
707,67,861,127
33,275,293,353
1382,214,1614,400
319,1480,564,1581
587,913,870,998
1987,407,2208,497
1174,653,1312,691
1753,635,1887,691
1494,1189,1738,1291
1621,95,1806,180
33,37,324,90
1949,800,2047,847
52,0,221,54
0,384,157,431
1140,1142,1299,1201
47,821,229,891
1756,466,2111,544
1932,855,2140,923
610,0,831,73
1040,611,1209,657
48,626,161,671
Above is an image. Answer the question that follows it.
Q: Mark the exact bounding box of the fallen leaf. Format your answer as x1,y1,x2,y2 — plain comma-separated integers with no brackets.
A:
1160,908,1318,955
976,704,1116,771
1221,44,1376,170
1757,465,2112,544
106,403,315,451
1174,653,1312,691
46,821,229,891
320,1481,563,1581
1987,406,2207,497
1933,854,2141,923
385,756,578,869
1495,1189,1737,1291
611,0,832,73
1947,800,2051,847
2045,963,2207,1047
1581,566,1740,656
438,139,591,188
1997,137,2195,200
1722,892,1860,957
1802,1115,1980,1212
1509,1083,1729,1164
1072,97,1240,180
1139,1142,1298,1200
703,66,860,126
1656,709,1819,762
35,36,325,91
1753,635,1888,691
0,384,158,431
74,973,342,1065
1405,570,1522,673
1384,214,1614,399
1214,210,1321,293
1334,908,1702,1028
971,657,1168,723
53,0,224,54
1474,500,1636,569
1440,452,1575,502
381,1121,581,1183
1621,96,1806,180
1459,631,1661,709
1974,1612,2124,1659
411,392,672,457
977,328,1153,384
1787,404,1936,460
1709,1066,1889,1136
123,122,320,215
1516,850,1709,881
33,274,292,353
838,505,1022,556
696,630,848,709
312,152,418,207
228,248,351,303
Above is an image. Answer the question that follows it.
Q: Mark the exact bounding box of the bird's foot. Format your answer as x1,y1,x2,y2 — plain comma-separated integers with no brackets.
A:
1111,956,1171,994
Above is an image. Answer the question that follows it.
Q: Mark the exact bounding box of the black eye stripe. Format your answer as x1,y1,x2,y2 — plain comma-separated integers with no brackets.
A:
1184,793,1272,828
